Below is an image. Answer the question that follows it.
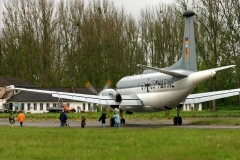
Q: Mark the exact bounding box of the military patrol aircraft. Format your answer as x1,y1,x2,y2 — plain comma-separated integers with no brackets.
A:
6,10,240,125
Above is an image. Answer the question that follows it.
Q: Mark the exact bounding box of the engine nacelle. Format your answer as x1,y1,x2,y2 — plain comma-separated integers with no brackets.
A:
99,89,122,102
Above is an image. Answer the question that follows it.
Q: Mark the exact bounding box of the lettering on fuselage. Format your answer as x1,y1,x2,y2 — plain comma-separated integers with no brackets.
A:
141,78,174,92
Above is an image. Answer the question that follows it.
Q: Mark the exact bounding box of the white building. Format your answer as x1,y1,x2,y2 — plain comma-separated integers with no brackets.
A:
182,103,202,111
0,78,36,112
7,87,97,113
0,78,99,113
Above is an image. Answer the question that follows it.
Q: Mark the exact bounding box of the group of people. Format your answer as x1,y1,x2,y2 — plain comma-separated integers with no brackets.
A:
8,111,25,127
59,110,86,128
8,110,121,128
59,110,121,128
58,110,122,128
99,111,121,128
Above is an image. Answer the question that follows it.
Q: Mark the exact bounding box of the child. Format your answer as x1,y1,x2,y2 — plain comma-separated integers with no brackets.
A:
99,112,106,128
9,112,15,127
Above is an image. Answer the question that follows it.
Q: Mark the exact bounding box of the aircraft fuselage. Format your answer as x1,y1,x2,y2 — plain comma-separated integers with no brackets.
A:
116,72,195,112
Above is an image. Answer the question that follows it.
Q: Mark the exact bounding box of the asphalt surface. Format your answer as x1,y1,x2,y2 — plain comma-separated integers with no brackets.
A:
1,118,240,129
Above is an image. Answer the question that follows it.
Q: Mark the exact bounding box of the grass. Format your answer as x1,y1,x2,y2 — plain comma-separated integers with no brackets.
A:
0,126,240,160
189,118,240,125
1,110,240,159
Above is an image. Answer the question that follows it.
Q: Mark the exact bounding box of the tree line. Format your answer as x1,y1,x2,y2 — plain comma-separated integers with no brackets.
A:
0,0,239,109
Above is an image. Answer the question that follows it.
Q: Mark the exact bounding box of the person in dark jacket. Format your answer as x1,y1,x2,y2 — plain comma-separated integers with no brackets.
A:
99,112,106,128
81,114,86,128
59,110,68,127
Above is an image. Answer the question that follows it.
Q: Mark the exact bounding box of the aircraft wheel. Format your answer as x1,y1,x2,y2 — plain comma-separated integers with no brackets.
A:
121,118,125,124
173,116,178,125
177,117,182,125
110,118,115,127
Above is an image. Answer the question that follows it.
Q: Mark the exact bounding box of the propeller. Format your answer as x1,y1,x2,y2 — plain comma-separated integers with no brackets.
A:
85,81,98,95
103,79,112,90
85,79,112,95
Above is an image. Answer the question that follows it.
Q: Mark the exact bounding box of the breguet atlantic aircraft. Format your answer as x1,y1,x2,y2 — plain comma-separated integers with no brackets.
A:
6,11,240,125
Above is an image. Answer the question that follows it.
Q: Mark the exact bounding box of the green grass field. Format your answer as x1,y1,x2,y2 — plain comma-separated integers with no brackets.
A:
1,110,240,160
0,126,240,160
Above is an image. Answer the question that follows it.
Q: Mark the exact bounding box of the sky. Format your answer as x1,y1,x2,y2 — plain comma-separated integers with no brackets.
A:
111,0,173,19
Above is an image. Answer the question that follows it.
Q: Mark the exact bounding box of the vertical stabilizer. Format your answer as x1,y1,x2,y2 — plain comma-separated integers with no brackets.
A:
167,11,197,71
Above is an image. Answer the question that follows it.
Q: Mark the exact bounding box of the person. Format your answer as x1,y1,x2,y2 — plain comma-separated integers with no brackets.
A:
81,114,86,128
18,111,25,127
113,111,120,128
9,112,15,127
59,110,68,127
99,112,106,128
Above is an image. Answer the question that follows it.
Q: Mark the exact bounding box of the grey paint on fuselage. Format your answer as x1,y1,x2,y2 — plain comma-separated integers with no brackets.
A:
116,73,177,91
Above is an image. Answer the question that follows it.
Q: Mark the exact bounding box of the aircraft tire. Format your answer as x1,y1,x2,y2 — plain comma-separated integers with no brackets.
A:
121,118,125,124
173,116,178,125
178,117,182,125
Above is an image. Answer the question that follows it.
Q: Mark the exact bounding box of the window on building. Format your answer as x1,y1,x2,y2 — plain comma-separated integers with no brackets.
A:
88,103,91,111
34,103,37,110
27,103,31,110
21,103,24,110
83,103,85,110
40,103,43,110
53,103,56,107
46,103,49,108
9,103,13,111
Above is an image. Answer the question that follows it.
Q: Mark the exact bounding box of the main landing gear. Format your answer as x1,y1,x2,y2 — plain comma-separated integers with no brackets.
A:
173,105,182,125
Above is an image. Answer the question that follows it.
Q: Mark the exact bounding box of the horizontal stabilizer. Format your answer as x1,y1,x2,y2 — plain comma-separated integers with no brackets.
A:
204,65,235,72
182,89,240,104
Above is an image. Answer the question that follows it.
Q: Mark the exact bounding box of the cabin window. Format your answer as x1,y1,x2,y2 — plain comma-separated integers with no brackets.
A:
40,103,43,110
34,103,37,110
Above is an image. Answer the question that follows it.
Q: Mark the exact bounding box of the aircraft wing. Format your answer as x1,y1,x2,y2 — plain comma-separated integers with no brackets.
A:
51,93,142,106
6,85,142,106
182,89,240,104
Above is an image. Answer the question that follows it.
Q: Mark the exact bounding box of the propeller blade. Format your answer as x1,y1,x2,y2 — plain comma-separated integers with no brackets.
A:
85,81,98,95
103,79,112,90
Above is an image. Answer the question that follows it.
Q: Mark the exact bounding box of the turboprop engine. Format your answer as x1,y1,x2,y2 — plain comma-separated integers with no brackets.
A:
99,89,122,102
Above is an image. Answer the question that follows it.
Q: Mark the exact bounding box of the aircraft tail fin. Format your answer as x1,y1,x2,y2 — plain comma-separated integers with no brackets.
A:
167,11,197,71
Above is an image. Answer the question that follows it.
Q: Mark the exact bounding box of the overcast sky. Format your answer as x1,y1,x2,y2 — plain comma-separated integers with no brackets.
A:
111,0,173,19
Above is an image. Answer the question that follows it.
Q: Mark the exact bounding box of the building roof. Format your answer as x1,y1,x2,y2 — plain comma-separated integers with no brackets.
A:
0,78,35,87
8,87,103,102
